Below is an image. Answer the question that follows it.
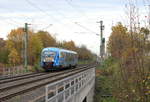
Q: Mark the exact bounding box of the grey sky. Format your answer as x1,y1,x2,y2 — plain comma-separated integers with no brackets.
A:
0,0,149,54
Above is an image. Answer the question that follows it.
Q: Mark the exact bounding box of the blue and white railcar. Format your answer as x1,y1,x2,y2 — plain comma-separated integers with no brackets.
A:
41,47,78,71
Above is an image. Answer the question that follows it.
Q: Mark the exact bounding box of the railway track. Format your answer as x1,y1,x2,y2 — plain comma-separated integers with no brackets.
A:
0,72,46,84
0,63,86,81
0,64,96,101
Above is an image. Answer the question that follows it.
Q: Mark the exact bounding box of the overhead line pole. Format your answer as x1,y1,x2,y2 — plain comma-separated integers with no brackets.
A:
97,21,105,61
24,23,30,72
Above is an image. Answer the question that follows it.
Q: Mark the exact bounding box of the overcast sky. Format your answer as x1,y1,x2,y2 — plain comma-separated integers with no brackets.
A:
0,0,149,55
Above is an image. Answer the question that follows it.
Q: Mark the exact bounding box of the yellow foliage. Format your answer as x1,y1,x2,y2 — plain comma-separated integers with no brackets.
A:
8,48,21,65
132,89,135,93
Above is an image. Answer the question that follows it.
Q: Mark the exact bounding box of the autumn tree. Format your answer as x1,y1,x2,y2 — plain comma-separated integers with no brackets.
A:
6,28,43,65
0,38,8,64
8,48,21,65
61,40,77,51
107,22,131,59
4,27,94,67
77,45,93,60
107,23,150,102
6,28,25,64
36,31,56,47
28,34,43,65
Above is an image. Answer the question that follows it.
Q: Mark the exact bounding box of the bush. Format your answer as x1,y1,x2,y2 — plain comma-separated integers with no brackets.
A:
30,63,44,72
94,57,118,102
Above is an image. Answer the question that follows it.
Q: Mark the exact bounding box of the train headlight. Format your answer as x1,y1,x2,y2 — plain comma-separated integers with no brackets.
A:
43,59,46,62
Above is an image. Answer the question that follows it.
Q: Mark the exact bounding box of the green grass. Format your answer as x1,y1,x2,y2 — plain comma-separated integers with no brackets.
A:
101,98,117,102
94,58,118,102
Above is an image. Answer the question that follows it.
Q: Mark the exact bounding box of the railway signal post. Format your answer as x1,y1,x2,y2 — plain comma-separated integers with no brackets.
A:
97,20,105,61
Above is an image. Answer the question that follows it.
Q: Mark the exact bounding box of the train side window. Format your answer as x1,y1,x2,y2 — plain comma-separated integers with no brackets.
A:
69,53,71,60
64,52,66,57
73,54,75,59
60,52,65,58
62,52,65,58
60,52,62,58
64,52,67,60
76,54,78,59
70,53,72,60
73,54,74,60
72,54,73,60
72,54,74,60
68,53,71,60
66,52,68,61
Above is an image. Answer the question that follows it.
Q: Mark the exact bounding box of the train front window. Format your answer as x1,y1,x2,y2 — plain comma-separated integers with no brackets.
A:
42,51,56,62
44,51,56,57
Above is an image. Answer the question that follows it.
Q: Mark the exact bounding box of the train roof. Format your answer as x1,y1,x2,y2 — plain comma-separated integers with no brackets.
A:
42,47,77,54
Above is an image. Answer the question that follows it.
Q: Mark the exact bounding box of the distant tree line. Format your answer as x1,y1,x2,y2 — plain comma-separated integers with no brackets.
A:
0,28,95,67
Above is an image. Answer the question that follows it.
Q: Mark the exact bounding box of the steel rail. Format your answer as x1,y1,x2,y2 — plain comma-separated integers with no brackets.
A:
0,65,88,91
0,72,46,84
0,65,89,91
0,64,86,81
0,72,45,81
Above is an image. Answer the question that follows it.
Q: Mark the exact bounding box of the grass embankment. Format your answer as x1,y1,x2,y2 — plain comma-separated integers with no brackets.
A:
94,58,118,102
78,60,93,65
